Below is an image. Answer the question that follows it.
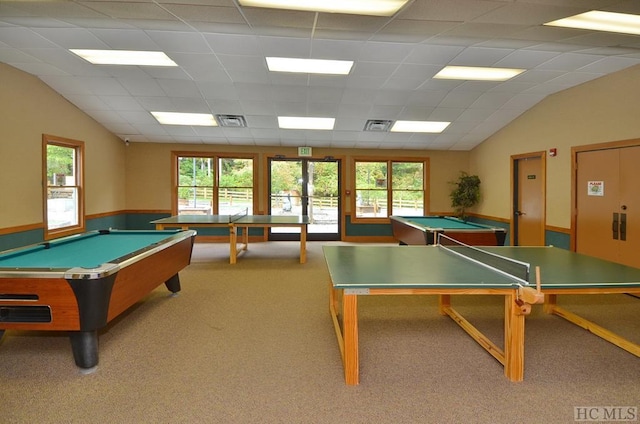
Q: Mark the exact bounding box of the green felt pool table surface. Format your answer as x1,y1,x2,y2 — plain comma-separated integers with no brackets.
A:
399,216,497,229
0,230,185,270
390,215,507,246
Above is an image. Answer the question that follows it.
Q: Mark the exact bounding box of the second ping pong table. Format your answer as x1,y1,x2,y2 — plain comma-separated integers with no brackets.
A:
152,214,309,264
323,244,640,385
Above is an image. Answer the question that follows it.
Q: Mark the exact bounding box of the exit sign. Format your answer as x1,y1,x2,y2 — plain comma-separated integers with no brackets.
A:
298,146,312,157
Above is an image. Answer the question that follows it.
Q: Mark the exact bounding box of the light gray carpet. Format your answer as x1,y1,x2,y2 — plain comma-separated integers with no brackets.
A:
0,241,638,424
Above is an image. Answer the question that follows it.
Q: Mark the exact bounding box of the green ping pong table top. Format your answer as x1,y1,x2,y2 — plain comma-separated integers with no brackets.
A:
322,245,640,290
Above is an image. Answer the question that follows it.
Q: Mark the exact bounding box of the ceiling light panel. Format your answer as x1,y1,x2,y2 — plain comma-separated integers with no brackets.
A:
278,116,335,130
390,121,450,133
238,0,409,16
266,57,354,75
434,66,525,81
152,112,218,126
545,11,640,36
70,50,178,66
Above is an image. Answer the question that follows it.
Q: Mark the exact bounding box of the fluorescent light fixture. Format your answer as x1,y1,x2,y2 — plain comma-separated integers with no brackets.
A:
238,0,408,16
390,120,450,133
434,66,525,81
266,57,353,75
151,112,218,126
278,116,335,130
70,49,177,66
544,10,640,36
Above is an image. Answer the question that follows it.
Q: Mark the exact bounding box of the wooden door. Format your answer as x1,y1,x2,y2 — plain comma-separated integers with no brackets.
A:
618,146,640,267
575,149,620,262
513,154,545,246
577,146,640,267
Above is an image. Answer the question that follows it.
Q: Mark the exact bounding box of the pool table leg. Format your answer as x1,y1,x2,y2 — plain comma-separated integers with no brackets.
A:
164,274,181,294
0,330,4,342
69,330,99,369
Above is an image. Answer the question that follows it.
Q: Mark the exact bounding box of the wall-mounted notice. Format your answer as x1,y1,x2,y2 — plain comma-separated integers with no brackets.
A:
588,181,604,196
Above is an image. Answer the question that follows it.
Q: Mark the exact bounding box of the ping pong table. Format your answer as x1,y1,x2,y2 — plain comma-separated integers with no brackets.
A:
152,213,309,264
323,242,640,385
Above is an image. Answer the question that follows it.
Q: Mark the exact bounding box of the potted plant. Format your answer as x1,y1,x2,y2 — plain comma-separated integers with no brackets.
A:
449,172,481,219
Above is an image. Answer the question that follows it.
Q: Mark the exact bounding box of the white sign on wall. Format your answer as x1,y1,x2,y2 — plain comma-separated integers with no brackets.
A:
588,181,604,196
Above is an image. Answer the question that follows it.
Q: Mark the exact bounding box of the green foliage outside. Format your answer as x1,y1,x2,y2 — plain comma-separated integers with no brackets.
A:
174,157,426,213
46,145,74,183
269,160,338,196
178,157,253,199
355,161,424,205
269,161,301,194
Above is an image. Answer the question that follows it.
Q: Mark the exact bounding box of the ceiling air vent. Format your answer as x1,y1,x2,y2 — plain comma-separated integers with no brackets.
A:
364,119,393,132
216,114,247,128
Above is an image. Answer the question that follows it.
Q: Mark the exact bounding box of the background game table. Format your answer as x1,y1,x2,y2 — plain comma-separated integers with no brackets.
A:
390,215,507,246
0,229,196,371
152,214,309,264
323,244,640,385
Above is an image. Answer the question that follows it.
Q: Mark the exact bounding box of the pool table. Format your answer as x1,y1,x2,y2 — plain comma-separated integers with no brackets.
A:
0,229,196,371
390,215,507,246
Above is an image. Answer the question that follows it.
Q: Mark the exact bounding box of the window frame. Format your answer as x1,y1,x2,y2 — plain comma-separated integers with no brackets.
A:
171,151,258,215
351,157,429,222
42,134,85,240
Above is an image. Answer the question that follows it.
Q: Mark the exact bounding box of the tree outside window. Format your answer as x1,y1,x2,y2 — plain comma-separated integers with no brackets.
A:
354,160,426,218
175,154,255,215
219,158,254,214
43,135,85,239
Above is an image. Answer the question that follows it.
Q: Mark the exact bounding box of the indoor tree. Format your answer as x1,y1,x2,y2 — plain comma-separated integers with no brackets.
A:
449,172,481,219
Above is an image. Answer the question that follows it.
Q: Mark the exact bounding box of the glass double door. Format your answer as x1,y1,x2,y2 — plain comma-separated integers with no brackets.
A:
268,158,340,241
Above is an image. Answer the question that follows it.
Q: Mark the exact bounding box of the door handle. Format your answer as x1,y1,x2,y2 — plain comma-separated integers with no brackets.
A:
613,213,619,240
515,211,526,216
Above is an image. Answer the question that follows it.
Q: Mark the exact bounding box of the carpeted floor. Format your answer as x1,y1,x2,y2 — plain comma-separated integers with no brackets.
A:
0,241,638,424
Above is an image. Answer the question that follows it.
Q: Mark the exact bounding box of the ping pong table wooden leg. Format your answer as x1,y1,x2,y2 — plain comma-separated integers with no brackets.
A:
241,225,249,250
504,293,525,382
543,293,557,314
342,293,359,385
438,294,451,315
229,224,237,264
300,225,307,263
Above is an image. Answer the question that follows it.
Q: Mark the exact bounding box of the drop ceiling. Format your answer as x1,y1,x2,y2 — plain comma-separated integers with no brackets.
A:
1,0,640,150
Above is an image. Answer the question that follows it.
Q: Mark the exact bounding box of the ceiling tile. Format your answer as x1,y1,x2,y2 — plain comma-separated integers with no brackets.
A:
2,0,640,150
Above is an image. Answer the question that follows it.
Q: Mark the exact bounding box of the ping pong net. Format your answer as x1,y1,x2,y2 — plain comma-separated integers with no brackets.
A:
437,233,531,286
228,208,249,223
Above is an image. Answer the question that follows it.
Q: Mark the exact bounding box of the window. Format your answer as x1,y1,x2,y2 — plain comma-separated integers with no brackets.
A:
43,134,85,239
174,153,256,215
354,159,426,219
218,157,254,214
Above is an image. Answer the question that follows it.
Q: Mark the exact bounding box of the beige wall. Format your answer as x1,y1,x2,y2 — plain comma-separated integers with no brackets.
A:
8,60,639,233
470,64,640,229
0,63,126,230
125,143,469,214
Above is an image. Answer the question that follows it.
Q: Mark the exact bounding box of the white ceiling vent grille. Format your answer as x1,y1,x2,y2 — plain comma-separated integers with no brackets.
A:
364,119,393,132
216,114,247,127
